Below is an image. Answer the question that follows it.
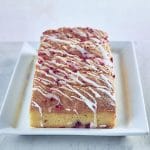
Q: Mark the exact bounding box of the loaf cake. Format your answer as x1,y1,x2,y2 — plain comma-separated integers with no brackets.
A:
30,27,116,128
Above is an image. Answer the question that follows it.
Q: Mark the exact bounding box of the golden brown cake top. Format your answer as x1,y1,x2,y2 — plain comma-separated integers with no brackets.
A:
31,27,115,127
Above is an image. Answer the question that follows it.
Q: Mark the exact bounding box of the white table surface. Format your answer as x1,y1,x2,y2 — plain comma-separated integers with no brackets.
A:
0,0,150,149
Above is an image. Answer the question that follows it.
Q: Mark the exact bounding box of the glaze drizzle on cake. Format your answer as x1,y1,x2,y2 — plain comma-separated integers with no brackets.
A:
30,27,116,128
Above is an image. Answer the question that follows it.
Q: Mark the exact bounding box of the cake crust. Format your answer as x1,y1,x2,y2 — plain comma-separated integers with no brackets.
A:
30,27,116,128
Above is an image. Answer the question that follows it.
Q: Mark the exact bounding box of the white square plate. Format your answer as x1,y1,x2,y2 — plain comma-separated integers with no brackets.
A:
0,42,149,136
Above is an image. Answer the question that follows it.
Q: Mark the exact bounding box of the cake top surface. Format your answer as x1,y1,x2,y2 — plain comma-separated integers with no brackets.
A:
31,27,116,127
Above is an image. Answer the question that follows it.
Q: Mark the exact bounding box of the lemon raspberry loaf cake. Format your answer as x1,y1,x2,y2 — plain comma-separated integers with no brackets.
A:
30,27,116,128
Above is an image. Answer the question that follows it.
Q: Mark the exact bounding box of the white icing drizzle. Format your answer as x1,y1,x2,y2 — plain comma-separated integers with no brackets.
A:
48,36,76,45
56,68,69,76
36,69,57,80
40,60,69,77
82,71,111,90
50,87,73,102
79,87,98,127
33,29,115,128
76,71,100,87
52,57,97,71
97,88,115,101
104,59,113,67
88,64,97,70
39,48,51,56
47,47,75,57
88,37,106,55
95,44,113,67
71,95,97,126
91,37,101,43
38,68,68,83
66,84,96,112
65,84,97,126
48,48,64,55
38,48,99,72
73,109,78,114
88,87,101,98
40,40,113,73
86,59,109,73
34,77,53,86
33,86,60,103
41,46,67,56
70,96,83,102
100,74,112,89
63,68,84,85
72,28,87,37
45,36,88,55
31,101,43,127
37,63,114,101
65,108,71,111
70,44,87,54
51,56,67,63
98,44,109,59
79,88,97,103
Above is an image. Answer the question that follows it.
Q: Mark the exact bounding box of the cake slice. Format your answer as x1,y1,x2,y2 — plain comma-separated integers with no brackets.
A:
30,27,116,128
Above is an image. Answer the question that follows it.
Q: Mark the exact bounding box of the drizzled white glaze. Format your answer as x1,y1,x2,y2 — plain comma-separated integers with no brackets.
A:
36,69,57,80
76,71,100,87
73,109,78,114
39,48,51,56
91,37,101,43
65,108,71,111
87,39,112,68
65,84,97,126
100,74,113,89
88,87,101,98
32,28,115,128
61,68,84,85
40,40,113,72
97,88,115,101
50,87,73,102
70,44,87,54
98,44,113,67
79,88,97,102
33,87,60,102
66,84,96,112
37,58,114,100
44,36,88,55
48,36,76,45
72,28,87,37
31,101,43,127
34,77,53,85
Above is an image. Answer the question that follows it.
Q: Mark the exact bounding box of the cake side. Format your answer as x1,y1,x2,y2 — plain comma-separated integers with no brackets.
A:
30,111,115,128
30,27,116,128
